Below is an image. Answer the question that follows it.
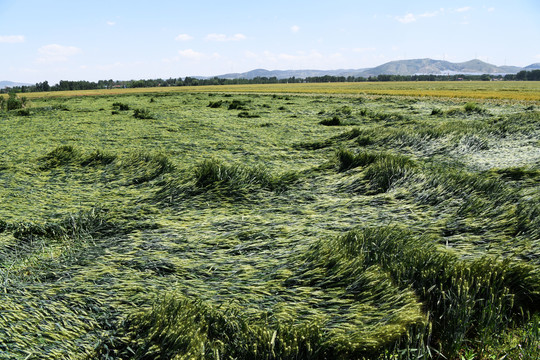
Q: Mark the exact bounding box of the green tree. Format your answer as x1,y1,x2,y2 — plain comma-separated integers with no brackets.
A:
6,92,27,110
516,70,527,80
529,69,540,81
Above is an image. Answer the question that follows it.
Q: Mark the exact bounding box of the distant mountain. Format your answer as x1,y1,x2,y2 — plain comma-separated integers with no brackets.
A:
211,59,534,80
206,68,367,80
0,80,32,89
523,63,540,70
358,59,522,77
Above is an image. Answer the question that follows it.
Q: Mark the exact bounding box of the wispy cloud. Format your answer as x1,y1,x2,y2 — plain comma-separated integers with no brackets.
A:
396,13,416,23
291,25,300,33
419,10,440,18
0,35,25,43
456,6,471,12
37,44,82,63
106,21,116,26
175,34,193,41
172,49,220,61
205,33,246,42
178,49,205,60
395,9,443,24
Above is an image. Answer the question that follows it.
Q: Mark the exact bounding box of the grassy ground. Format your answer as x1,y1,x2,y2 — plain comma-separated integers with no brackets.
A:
0,90,538,359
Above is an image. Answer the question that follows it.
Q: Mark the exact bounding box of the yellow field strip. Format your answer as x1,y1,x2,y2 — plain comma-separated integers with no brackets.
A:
3,82,540,101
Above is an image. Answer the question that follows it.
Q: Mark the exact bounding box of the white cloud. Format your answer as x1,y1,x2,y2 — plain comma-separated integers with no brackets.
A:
396,13,416,23
487,7,495,12
106,21,116,26
0,35,25,43
178,49,205,60
396,9,442,24
456,6,471,12
205,33,246,42
37,44,82,63
291,25,300,33
231,33,246,41
419,11,439,18
175,34,193,41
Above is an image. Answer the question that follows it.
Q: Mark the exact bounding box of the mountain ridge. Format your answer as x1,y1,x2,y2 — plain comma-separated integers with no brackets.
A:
207,58,533,80
0,81,32,89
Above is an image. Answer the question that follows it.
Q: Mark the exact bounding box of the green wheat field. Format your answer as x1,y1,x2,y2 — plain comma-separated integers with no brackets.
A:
0,86,539,359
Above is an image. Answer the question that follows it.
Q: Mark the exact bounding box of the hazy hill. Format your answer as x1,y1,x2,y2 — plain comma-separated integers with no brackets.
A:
358,59,522,77
523,63,540,70
0,81,32,89
212,59,531,80
212,68,366,80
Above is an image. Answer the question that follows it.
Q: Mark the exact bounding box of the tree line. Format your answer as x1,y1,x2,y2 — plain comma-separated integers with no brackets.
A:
2,70,539,94
504,70,540,81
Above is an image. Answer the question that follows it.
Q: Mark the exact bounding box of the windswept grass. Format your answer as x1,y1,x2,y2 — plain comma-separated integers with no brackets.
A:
157,158,298,202
336,149,417,193
0,88,538,359
464,101,485,113
491,166,540,182
336,148,380,172
79,149,117,167
117,151,175,184
96,294,328,359
9,207,113,242
133,107,154,119
295,128,363,150
516,197,540,240
297,227,540,356
319,116,341,126
38,144,82,169
363,155,417,193
38,145,174,184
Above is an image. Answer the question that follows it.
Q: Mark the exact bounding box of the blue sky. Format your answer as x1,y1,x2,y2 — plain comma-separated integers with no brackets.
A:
1,0,539,84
